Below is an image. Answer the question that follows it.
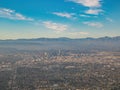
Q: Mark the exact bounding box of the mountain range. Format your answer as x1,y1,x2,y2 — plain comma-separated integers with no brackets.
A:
0,36,120,52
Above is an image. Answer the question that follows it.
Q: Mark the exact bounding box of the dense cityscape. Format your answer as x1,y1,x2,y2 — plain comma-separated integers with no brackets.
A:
0,50,120,90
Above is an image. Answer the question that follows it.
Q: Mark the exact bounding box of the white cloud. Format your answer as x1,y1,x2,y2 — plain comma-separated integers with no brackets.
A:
69,31,89,35
68,0,103,15
68,0,101,8
43,21,68,31
53,12,74,18
106,18,113,22
0,8,34,21
83,22,103,28
85,9,103,15
80,14,90,17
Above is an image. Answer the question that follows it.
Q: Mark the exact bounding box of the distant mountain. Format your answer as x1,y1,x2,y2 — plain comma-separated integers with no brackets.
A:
17,36,120,41
0,36,120,52
1,36,119,41
97,36,120,41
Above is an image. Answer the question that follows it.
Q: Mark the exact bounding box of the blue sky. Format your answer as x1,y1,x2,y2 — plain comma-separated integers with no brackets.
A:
0,0,120,39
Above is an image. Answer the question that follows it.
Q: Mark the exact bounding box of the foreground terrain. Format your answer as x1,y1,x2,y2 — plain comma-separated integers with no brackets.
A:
0,50,120,90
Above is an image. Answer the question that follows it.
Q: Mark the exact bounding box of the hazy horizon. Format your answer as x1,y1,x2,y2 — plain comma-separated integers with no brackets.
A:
0,36,120,41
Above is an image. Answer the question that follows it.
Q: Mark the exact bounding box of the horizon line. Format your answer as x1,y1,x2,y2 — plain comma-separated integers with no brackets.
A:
0,36,120,41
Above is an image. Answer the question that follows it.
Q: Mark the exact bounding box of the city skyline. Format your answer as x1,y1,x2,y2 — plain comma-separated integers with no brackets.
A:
0,0,120,39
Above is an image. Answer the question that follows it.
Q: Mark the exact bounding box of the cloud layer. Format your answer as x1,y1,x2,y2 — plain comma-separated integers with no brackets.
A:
85,9,103,15
83,22,103,28
69,31,89,35
43,21,68,31
0,8,33,21
69,0,101,8
53,12,74,19
68,0,102,15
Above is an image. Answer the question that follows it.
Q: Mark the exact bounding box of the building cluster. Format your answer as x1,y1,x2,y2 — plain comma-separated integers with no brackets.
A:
0,51,120,90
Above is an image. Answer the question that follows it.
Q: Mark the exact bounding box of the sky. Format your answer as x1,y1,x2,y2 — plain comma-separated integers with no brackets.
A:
0,0,120,39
